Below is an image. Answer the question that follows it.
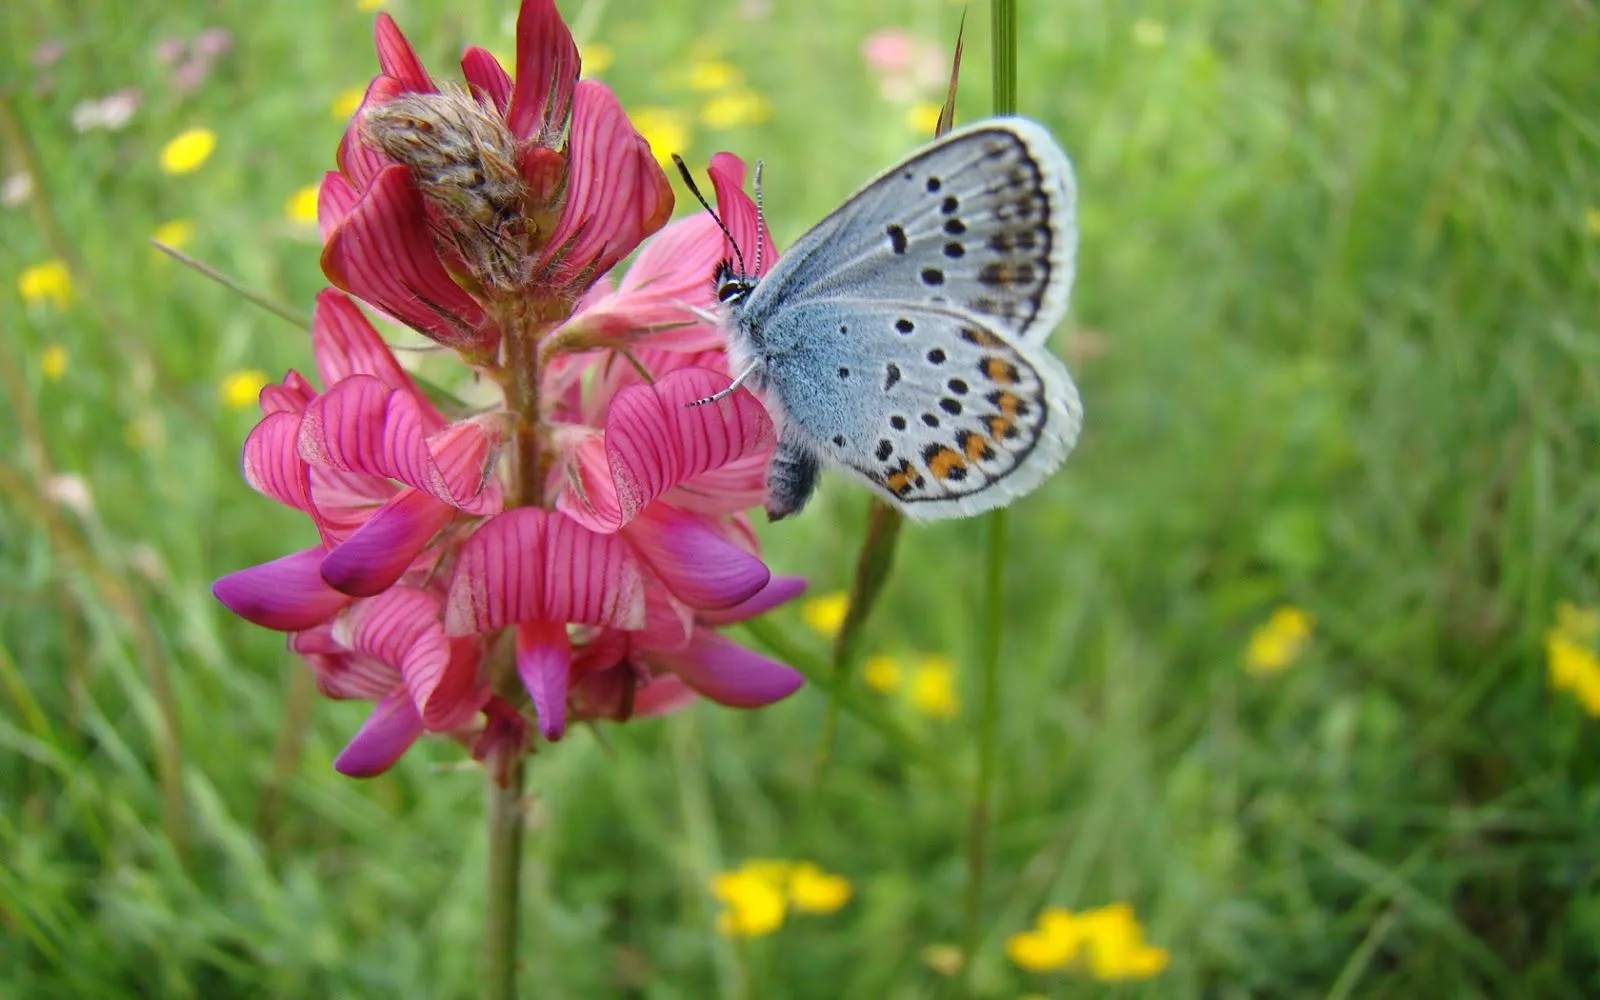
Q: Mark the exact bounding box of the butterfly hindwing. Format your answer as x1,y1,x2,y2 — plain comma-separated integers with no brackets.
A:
745,118,1076,346
753,300,1081,520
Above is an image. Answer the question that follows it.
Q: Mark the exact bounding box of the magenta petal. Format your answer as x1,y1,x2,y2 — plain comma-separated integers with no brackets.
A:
320,487,456,596
336,75,406,188
426,417,504,512
242,410,313,516
540,509,647,628
461,45,512,113
312,290,434,419
699,574,807,625
503,0,578,142
336,586,471,731
318,171,361,242
536,81,673,289
653,630,804,708
334,688,424,777
321,166,496,356
633,675,698,717
707,152,776,278
214,547,353,631
557,366,774,532
373,13,433,92
260,371,315,417
517,619,571,740
625,504,769,611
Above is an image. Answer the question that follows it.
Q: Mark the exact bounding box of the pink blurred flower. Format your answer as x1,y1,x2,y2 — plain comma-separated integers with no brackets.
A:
318,0,673,360
860,28,947,103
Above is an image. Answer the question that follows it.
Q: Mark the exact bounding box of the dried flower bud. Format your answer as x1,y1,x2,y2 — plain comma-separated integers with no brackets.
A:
362,84,535,293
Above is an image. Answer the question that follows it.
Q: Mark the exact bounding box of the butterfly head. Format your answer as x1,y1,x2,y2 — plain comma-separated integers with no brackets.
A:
714,259,757,309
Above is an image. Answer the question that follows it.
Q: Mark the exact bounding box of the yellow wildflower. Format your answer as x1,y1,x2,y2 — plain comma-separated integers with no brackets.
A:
710,869,786,938
286,185,321,225
786,862,852,913
579,42,614,76
41,345,68,381
356,0,384,10
1007,903,1167,982
1586,207,1600,238
1546,629,1600,716
1132,18,1168,48
331,86,366,120
221,369,270,411
159,127,217,175
151,219,194,251
1244,605,1313,676
689,59,740,92
909,655,960,718
863,655,901,693
800,591,849,638
1005,928,1079,973
18,259,72,308
700,91,772,130
920,943,963,977
907,102,942,135
630,107,690,167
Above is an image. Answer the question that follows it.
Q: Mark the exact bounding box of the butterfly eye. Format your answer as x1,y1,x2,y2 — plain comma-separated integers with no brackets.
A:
717,278,753,304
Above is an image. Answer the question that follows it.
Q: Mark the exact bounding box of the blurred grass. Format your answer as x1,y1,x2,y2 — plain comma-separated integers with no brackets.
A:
5,0,1600,997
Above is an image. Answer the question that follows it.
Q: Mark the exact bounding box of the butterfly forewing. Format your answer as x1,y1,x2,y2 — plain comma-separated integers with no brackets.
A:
746,118,1076,346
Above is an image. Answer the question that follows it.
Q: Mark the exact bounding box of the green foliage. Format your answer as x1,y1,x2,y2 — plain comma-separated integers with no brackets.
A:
4,1,1600,997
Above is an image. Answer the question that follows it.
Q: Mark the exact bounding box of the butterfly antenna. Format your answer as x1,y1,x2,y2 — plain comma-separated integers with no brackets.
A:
671,153,749,279
752,159,766,277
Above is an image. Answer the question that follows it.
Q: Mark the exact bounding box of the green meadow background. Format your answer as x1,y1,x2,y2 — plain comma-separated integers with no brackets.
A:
6,0,1600,996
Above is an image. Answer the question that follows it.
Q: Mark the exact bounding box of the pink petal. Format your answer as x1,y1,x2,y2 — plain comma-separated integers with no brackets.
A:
461,46,512,113
557,367,774,532
663,450,770,516
444,508,645,635
517,619,571,740
312,290,437,426
699,574,807,625
299,374,497,510
336,75,407,189
707,152,776,278
213,547,353,631
534,81,673,291
503,0,578,143
334,688,424,777
320,166,497,357
633,675,698,717
334,586,476,731
372,13,433,92
292,627,399,700
318,171,361,242
624,503,770,611
320,486,457,596
242,410,314,516
260,371,315,417
651,630,804,708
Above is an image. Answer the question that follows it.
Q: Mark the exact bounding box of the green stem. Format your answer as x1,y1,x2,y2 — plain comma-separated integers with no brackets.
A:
961,0,1019,982
484,753,527,1000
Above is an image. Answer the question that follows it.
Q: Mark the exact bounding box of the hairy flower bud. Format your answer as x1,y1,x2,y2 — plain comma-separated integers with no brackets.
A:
361,84,536,292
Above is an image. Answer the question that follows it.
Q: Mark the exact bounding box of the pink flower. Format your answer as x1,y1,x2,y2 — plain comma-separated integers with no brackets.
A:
212,289,503,630
318,1,673,359
860,28,947,103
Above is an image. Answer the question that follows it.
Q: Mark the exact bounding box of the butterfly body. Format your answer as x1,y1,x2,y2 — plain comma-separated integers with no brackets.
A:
720,117,1082,521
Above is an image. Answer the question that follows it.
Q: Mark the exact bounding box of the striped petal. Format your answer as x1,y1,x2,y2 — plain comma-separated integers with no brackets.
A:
516,619,571,740
212,547,353,631
556,367,774,532
373,13,433,92
335,586,481,730
623,503,770,611
336,75,407,190
319,486,456,597
334,688,423,777
444,508,645,636
311,290,439,428
651,630,803,708
699,574,807,625
321,165,497,357
242,410,313,516
318,171,362,242
503,0,578,143
461,46,512,114
534,81,673,292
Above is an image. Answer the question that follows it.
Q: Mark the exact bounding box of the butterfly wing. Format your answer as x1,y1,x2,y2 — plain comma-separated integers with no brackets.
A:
752,300,1081,521
745,117,1077,347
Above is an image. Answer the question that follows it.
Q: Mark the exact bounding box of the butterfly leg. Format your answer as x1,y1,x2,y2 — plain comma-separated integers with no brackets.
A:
688,360,762,406
764,433,820,521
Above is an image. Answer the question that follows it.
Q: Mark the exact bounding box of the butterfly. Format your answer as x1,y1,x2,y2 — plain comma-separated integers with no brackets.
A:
694,117,1081,522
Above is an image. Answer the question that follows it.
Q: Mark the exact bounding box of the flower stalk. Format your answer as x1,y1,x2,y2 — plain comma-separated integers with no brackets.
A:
963,0,1019,980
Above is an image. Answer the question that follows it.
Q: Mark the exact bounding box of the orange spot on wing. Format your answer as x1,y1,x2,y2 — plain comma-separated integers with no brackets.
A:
981,357,1020,384
926,446,967,481
959,326,1004,348
986,415,1016,440
959,430,994,462
992,391,1024,417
